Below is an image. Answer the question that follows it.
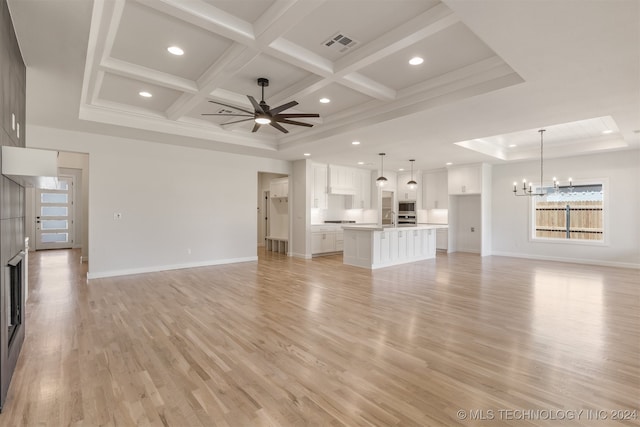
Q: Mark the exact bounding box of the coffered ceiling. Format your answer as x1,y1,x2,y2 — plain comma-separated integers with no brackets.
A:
8,0,640,171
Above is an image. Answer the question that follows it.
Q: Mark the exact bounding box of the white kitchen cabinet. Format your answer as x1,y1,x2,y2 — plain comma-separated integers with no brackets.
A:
397,172,419,201
270,177,288,198
328,164,356,195
335,230,344,251
311,225,341,254
448,164,483,195
311,163,328,209
312,232,335,254
343,225,436,269
423,169,448,209
348,169,372,209
436,228,448,250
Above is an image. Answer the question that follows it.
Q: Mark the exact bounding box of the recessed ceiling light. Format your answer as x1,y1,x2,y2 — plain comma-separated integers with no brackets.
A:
409,56,424,65
602,129,613,134
509,144,517,148
446,162,453,166
303,153,311,156
319,97,331,104
398,168,405,171
351,141,360,145
167,46,184,56
357,161,364,165
139,91,152,98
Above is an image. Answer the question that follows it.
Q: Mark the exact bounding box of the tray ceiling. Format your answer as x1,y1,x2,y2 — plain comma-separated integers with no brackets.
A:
80,0,523,152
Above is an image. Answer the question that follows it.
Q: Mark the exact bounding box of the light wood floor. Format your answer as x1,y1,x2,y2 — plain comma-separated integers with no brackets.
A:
1,249,638,426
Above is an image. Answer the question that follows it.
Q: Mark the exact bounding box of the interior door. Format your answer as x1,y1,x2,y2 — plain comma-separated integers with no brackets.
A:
35,176,74,250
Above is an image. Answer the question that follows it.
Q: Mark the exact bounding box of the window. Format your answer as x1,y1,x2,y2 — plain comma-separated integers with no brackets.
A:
532,183,604,242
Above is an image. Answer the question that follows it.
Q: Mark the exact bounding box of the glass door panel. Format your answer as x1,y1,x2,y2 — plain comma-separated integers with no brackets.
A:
35,177,74,250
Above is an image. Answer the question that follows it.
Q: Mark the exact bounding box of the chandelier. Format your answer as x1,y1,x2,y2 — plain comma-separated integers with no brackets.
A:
513,129,547,196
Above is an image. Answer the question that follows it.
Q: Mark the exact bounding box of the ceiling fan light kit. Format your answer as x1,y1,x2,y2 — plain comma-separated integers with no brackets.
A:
202,78,319,134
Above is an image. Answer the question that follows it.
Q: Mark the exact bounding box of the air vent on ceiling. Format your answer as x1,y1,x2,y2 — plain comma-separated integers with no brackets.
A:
322,32,358,53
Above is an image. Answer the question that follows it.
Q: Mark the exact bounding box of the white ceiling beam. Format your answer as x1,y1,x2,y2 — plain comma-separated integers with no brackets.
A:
267,38,334,76
79,103,279,151
254,0,326,46
166,44,260,120
100,57,198,93
268,74,330,106
334,3,459,77
135,0,255,45
397,55,506,98
99,0,125,64
340,73,397,101
80,0,111,107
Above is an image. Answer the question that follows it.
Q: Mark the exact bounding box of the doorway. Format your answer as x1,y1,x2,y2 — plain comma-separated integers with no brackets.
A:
257,172,288,253
34,175,75,250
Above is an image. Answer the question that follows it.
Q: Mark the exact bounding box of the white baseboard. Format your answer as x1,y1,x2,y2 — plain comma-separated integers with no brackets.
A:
491,251,640,269
291,252,312,259
87,256,258,280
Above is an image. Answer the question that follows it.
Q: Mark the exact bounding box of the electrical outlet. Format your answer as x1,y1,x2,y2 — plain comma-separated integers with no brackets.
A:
471,227,475,232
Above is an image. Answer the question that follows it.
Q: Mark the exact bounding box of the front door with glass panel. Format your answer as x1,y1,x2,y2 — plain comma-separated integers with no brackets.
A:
35,176,74,250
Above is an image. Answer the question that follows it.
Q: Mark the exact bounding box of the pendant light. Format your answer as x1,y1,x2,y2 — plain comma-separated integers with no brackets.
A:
407,159,417,190
376,153,387,187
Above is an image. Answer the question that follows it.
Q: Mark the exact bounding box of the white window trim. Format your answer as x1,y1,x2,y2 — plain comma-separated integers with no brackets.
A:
528,177,609,247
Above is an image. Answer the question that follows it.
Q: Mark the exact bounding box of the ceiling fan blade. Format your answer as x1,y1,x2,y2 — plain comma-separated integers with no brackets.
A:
269,101,298,115
221,118,255,125
207,100,254,115
201,113,253,117
274,113,320,119
251,122,261,133
277,119,314,127
269,121,289,133
247,95,265,114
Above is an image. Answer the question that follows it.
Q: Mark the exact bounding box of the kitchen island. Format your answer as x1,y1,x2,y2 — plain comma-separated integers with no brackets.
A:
342,224,447,269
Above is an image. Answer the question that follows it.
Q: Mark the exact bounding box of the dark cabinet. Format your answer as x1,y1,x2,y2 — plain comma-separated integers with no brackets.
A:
0,0,25,147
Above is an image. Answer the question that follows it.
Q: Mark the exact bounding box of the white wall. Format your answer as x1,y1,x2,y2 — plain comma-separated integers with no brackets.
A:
27,125,291,278
492,150,640,268
291,159,310,258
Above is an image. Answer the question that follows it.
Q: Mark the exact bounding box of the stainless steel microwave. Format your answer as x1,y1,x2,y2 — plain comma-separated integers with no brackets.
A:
398,201,416,213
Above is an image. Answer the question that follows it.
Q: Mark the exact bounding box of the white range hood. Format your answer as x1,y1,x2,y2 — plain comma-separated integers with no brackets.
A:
2,146,59,188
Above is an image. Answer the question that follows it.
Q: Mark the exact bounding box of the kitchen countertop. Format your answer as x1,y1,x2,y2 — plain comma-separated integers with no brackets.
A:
342,224,448,231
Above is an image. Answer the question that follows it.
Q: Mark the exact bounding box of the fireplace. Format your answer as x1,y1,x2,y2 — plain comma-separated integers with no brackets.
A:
1,251,26,411
7,252,24,347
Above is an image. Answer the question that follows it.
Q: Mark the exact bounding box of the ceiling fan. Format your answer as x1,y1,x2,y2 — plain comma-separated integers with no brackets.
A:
202,78,320,134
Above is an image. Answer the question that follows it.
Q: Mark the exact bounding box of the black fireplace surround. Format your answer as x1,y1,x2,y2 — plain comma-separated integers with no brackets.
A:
0,251,26,411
